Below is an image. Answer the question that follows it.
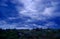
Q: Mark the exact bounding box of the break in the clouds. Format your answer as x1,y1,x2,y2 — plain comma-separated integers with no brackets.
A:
0,0,60,29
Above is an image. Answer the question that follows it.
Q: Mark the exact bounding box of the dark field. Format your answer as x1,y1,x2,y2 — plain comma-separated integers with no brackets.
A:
0,28,60,39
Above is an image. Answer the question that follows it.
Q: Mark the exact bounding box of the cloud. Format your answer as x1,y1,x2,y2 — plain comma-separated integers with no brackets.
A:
18,0,51,20
0,0,60,29
0,20,16,29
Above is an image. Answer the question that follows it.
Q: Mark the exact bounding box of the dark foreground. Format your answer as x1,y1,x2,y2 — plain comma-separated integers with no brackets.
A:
0,28,60,39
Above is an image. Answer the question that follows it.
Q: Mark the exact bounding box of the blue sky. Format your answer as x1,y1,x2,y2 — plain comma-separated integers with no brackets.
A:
0,0,60,29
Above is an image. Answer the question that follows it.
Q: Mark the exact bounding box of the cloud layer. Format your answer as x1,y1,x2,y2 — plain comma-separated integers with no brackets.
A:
0,0,60,29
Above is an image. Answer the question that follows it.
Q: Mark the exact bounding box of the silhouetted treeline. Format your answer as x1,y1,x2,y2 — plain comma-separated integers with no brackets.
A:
0,28,60,39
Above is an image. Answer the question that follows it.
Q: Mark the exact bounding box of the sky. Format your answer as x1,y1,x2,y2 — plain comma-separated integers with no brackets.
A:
0,0,60,29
